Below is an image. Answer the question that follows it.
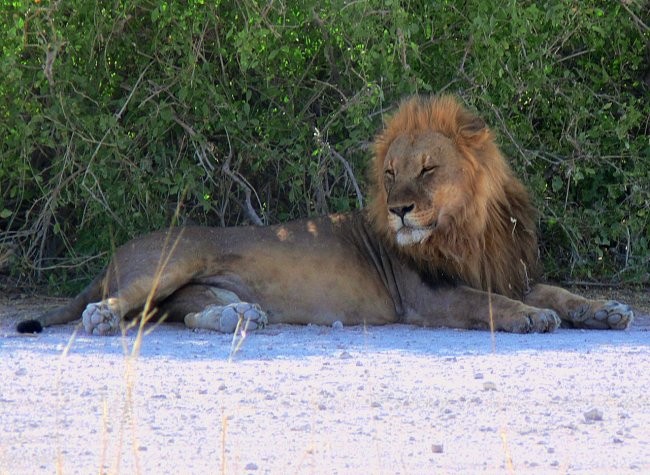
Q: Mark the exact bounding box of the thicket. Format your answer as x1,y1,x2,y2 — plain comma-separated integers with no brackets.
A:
1,0,648,292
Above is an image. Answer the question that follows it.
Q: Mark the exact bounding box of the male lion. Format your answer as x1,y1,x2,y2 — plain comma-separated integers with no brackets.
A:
17,95,633,335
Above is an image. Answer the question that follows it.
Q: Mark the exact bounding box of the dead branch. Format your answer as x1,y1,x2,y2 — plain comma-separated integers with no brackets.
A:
220,150,264,226
173,116,265,226
313,128,364,208
620,1,649,33
218,131,264,226
562,281,623,288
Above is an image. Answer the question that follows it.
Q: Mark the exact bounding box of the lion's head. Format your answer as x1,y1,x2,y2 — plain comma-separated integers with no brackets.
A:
369,95,539,298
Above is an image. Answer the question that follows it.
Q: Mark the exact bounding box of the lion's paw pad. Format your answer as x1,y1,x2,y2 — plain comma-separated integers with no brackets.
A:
184,302,267,333
82,302,120,336
577,301,634,330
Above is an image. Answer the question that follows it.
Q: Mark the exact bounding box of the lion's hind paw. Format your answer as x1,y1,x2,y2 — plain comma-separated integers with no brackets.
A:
570,300,634,330
82,301,121,336
184,302,268,333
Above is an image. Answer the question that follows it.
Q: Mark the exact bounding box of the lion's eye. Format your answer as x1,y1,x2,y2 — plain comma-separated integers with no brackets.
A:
420,165,437,177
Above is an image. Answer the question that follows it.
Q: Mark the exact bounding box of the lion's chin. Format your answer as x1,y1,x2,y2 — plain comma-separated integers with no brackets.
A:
395,227,434,247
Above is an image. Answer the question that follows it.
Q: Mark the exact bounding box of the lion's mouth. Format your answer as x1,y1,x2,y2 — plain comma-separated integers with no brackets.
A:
394,225,435,246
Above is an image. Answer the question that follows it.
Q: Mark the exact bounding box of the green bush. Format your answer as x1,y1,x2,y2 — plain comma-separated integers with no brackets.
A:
1,0,648,292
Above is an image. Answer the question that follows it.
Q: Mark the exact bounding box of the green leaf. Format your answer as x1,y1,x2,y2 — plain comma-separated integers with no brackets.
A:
551,176,563,192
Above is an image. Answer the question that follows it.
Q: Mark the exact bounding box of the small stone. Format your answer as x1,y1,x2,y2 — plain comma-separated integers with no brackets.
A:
291,423,311,432
332,320,343,329
339,351,352,359
245,462,258,470
474,373,484,379
431,444,444,453
483,381,497,391
584,408,603,422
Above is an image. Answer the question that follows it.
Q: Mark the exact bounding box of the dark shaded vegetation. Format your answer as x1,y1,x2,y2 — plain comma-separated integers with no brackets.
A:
1,0,648,292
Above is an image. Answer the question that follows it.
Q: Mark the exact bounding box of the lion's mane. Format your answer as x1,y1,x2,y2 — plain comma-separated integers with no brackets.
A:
368,95,540,299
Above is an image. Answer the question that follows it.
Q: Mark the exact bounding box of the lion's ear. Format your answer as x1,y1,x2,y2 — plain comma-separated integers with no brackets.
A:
458,114,486,138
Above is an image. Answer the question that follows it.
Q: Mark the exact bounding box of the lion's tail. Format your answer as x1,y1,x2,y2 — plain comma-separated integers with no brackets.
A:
16,271,106,333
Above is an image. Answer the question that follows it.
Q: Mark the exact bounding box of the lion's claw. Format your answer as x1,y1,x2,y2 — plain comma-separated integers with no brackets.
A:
504,307,560,334
184,302,268,333
525,308,561,333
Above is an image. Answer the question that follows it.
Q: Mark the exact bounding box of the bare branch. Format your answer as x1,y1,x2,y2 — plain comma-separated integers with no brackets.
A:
620,1,649,33
314,128,364,209
172,115,264,225
218,131,264,226
220,153,265,226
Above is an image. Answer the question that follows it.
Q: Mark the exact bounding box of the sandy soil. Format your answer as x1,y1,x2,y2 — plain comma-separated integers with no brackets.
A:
1,290,649,475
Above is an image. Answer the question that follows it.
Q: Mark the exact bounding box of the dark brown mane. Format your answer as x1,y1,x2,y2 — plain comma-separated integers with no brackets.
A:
368,95,540,298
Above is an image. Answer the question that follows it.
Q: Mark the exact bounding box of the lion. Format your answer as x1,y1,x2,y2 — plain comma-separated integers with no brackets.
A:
17,95,633,336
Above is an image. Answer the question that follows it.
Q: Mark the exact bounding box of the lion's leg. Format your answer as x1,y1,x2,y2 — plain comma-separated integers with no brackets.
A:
158,285,268,333
184,302,268,333
80,268,196,335
405,285,560,333
524,284,634,330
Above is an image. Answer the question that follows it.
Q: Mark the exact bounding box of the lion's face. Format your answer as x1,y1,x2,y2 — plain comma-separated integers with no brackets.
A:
368,94,539,297
381,130,474,247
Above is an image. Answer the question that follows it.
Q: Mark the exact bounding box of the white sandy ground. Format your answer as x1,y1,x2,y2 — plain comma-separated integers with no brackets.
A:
1,298,649,475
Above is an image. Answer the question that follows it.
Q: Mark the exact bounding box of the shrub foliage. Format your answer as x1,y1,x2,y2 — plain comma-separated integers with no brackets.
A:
1,0,648,290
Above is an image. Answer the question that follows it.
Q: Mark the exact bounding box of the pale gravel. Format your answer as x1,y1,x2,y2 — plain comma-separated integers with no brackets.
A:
1,307,650,474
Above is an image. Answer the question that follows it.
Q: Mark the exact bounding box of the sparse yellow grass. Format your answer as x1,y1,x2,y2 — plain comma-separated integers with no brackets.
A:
46,207,252,474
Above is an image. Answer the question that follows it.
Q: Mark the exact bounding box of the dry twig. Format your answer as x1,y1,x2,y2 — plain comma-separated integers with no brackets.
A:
313,128,364,209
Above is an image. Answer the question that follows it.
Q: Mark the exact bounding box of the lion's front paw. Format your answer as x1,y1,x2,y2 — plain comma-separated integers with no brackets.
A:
82,301,121,336
569,300,634,330
184,302,268,333
503,307,561,334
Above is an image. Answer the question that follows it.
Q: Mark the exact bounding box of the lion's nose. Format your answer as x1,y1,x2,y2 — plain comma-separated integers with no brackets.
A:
389,204,414,220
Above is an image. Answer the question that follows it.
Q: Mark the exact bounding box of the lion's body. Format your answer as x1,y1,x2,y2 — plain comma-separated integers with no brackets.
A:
101,213,399,327
18,95,633,335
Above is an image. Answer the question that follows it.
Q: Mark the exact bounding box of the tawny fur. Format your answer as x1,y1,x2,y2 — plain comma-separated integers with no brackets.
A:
369,95,539,298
